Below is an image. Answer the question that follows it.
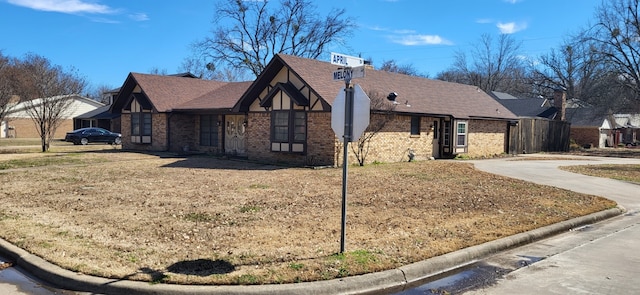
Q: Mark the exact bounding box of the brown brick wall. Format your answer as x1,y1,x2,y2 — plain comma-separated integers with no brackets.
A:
169,114,224,154
306,112,337,165
571,127,600,147
169,113,196,153
4,117,73,139
121,113,131,147
247,113,509,166
467,120,508,157
121,113,168,152
152,114,167,151
246,112,335,166
345,114,435,164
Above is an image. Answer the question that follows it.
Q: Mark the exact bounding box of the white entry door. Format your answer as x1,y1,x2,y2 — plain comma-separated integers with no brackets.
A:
224,115,247,156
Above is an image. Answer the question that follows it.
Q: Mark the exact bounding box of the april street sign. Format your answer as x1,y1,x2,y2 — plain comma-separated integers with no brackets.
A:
331,52,364,67
332,66,365,81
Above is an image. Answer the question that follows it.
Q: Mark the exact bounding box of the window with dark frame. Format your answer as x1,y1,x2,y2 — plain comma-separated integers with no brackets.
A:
271,110,306,152
294,112,306,141
129,97,152,144
273,111,289,142
131,113,140,136
410,116,421,135
200,115,219,147
131,113,151,136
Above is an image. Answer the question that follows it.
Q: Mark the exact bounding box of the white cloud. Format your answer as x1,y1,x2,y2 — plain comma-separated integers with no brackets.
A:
8,0,114,14
129,13,149,21
393,29,417,35
390,34,453,46
476,18,493,24
503,0,522,3
497,22,527,34
368,25,452,46
89,17,119,24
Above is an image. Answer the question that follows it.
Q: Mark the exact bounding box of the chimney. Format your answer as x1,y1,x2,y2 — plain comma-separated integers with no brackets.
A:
553,89,566,121
364,59,375,70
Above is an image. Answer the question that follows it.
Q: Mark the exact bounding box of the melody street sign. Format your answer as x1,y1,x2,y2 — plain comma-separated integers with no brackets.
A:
332,66,365,81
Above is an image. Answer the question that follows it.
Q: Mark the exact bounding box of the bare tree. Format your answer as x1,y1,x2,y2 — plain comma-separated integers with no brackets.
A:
0,52,14,125
350,90,395,166
583,0,640,109
147,67,168,76
12,53,87,152
435,69,469,84
531,38,615,109
451,33,525,93
379,59,426,77
86,84,117,104
193,0,356,77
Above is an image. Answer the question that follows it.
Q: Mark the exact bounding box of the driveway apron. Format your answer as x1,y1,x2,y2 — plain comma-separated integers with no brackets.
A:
462,154,640,295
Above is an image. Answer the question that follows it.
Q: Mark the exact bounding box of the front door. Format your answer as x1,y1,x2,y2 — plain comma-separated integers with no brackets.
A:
224,115,247,156
440,118,453,158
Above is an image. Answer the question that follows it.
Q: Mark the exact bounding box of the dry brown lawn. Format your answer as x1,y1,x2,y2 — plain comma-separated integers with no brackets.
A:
0,144,617,285
560,164,640,184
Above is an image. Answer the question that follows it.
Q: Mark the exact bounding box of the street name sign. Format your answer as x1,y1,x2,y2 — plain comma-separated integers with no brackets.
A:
331,52,364,67
332,66,365,81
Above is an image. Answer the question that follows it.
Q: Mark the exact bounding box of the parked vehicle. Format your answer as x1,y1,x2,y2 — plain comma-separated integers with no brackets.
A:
65,128,122,145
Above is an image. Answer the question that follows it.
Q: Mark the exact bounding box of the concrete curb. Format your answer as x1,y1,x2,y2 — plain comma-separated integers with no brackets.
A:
0,207,623,295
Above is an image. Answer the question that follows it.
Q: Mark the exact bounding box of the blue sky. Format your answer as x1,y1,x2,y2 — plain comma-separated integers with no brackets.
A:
1,0,601,91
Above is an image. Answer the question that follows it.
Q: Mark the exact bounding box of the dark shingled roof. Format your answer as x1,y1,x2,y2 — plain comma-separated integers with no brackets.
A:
565,108,609,127
237,54,517,120
175,81,253,111
491,92,558,119
111,73,231,113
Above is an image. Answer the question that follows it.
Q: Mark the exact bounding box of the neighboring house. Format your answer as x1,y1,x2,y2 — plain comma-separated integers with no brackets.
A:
111,54,518,166
72,87,122,133
565,108,614,148
491,91,559,119
72,104,121,132
612,114,640,146
1,94,103,139
489,91,571,154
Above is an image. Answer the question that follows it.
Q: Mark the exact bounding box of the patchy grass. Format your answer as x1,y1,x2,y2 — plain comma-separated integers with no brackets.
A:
0,138,119,154
566,148,640,159
560,164,640,184
0,153,104,170
0,150,616,285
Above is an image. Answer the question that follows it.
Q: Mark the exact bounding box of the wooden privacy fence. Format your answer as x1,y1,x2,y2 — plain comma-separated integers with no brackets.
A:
508,118,570,154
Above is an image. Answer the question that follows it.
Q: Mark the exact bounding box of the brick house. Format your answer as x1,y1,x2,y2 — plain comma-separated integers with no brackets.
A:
111,54,518,166
109,72,252,153
1,94,104,138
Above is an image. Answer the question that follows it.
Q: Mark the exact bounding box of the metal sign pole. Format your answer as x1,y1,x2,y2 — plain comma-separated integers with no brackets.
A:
340,72,353,254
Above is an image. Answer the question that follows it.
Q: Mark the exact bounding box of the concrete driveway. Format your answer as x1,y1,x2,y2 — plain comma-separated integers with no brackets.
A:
461,154,640,295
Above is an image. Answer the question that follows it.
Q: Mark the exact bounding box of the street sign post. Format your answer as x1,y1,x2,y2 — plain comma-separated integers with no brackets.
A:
330,52,368,254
